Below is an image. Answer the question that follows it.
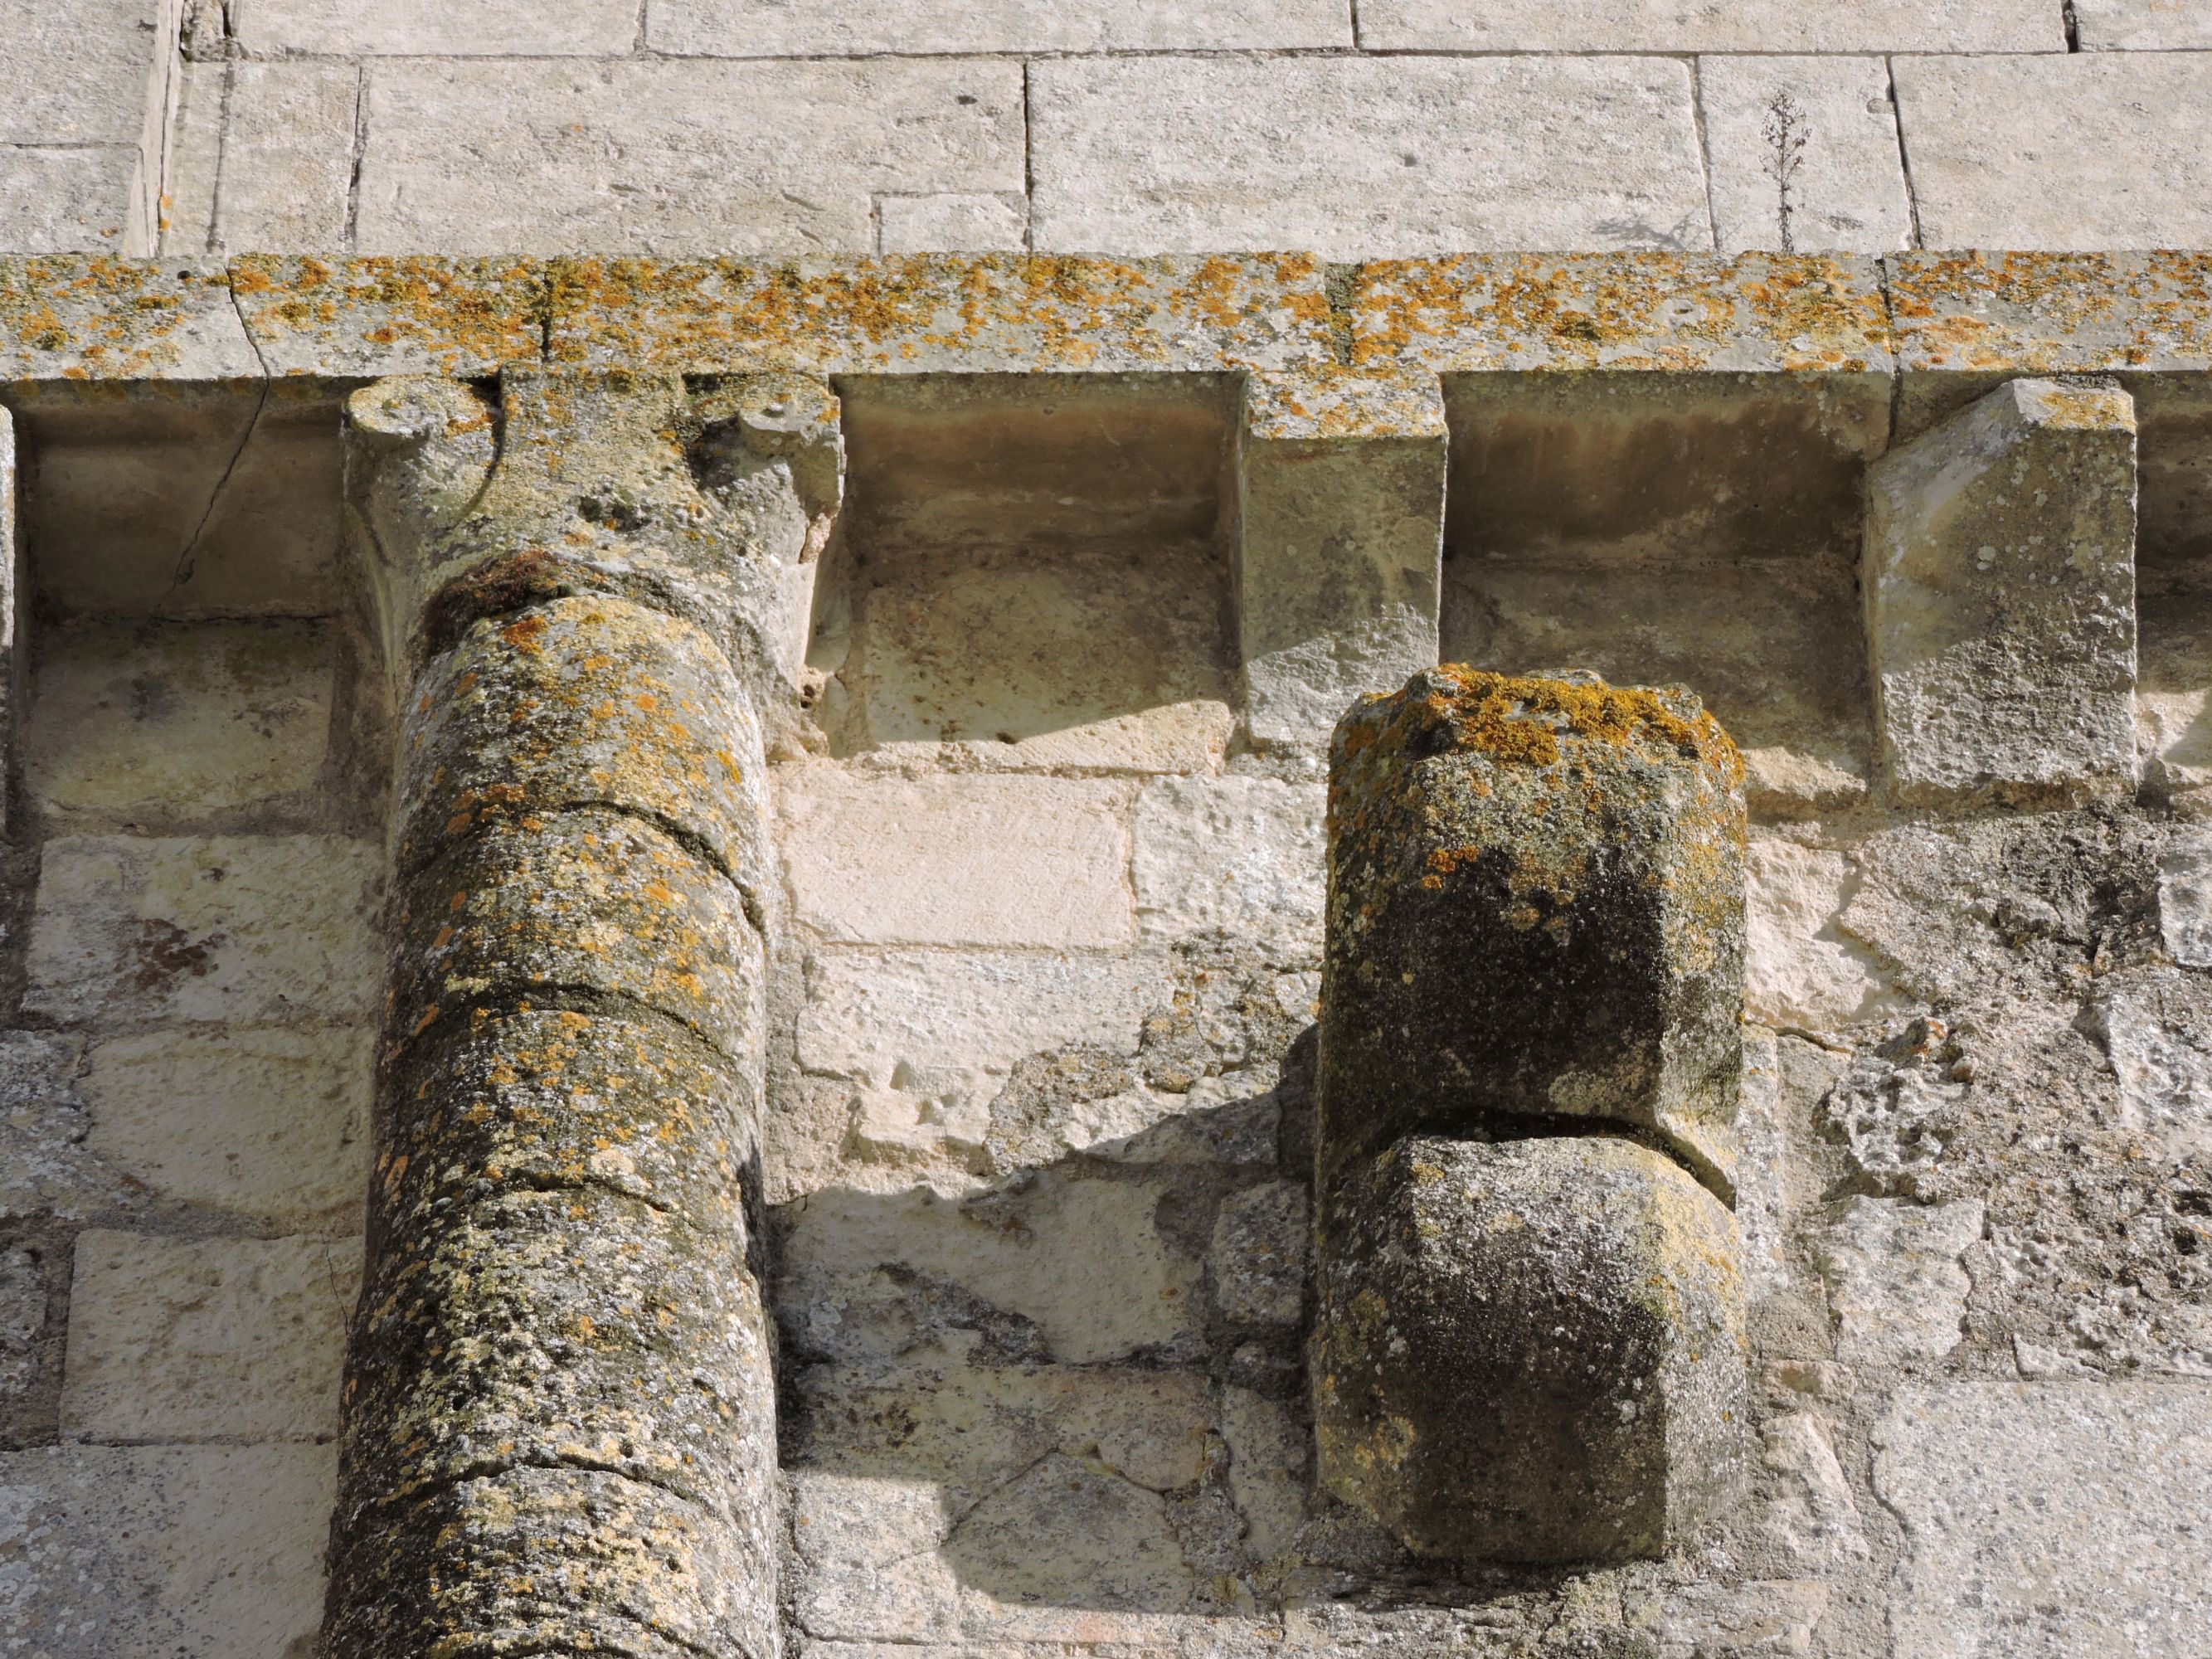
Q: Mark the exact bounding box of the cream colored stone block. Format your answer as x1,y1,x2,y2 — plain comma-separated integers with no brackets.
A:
1133,775,1324,952
878,192,1028,254
780,771,1132,950
236,0,638,53
0,145,139,254
159,60,222,255
1745,837,1899,1033
25,835,382,1026
25,620,333,830
798,948,1161,1082
356,58,1026,255
1815,1196,1982,1371
1698,56,1913,255
2077,0,2212,46
654,0,1351,53
61,1230,361,1442
207,62,361,255
1358,0,2058,49
0,0,168,144
1892,54,2212,248
0,1442,336,1657
80,1028,371,1222
1209,1180,1306,1326
1028,56,1713,258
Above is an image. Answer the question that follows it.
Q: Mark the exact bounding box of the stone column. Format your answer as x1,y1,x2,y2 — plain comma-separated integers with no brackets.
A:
324,369,839,1659
1312,666,1748,1564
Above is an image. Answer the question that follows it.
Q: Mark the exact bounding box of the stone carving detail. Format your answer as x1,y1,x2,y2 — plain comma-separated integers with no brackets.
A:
323,369,839,1658
1311,666,1749,1563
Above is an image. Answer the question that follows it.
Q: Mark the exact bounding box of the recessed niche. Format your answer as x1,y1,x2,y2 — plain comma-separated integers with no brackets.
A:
809,374,1238,772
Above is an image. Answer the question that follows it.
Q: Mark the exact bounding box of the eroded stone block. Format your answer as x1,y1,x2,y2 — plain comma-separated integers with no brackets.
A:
1131,774,1325,952
237,0,639,53
1358,0,2057,50
653,0,1351,54
1312,1136,1746,1563
1814,1196,1983,1371
1695,56,1913,255
1864,377,2138,806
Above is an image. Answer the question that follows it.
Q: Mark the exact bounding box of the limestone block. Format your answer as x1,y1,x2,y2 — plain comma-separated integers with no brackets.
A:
1874,1383,2212,1659
1312,1136,1746,1563
1745,837,1899,1033
653,0,1351,53
1814,1196,1983,1371
1358,0,2057,49
25,620,333,831
2157,828,2212,966
1757,1412,1868,1570
236,0,639,52
2076,0,2212,46
1890,55,2212,249
1237,368,1446,747
1654,1581,1831,1659
80,1027,369,1223
202,62,360,255
1320,668,1747,1194
947,1452,1198,1612
1696,56,1913,255
158,61,221,255
356,59,1026,255
877,193,1028,254
1209,1180,1307,1327
798,946,1162,1082
1864,378,2139,807
787,1472,960,1642
1028,56,1713,259
1131,775,1324,952
61,1230,361,1442
0,0,167,145
2083,978,2212,1159
0,1442,335,1658
25,835,382,1026
779,771,1132,950
0,145,139,254
1219,1385,1308,1559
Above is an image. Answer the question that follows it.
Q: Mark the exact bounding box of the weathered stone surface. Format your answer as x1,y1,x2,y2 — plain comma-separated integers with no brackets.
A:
1359,0,2056,49
2083,976,2212,1159
1028,56,1713,258
654,0,1350,53
236,0,639,52
2157,827,2212,966
951,1452,1198,1611
1815,1196,1983,1371
1238,367,1446,746
0,1442,335,1657
1696,56,1913,255
1220,1384,1307,1559
1210,1180,1307,1326
1131,775,1324,952
1654,1581,1831,1659
1891,54,2212,249
0,0,165,145
1874,1382,2212,1659
356,59,1026,255
0,257,249,383
1757,1411,1868,1570
1312,1135,1746,1563
877,193,1028,255
1864,377,2139,806
0,146,139,255
25,620,333,831
61,1229,360,1442
2076,0,2212,46
780,771,1133,950
201,62,359,255
1745,837,1899,1033
25,835,382,1026
80,1027,370,1223
1321,668,1747,1192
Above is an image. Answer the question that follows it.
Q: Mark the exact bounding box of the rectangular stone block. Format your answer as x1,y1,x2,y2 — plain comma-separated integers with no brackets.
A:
2076,0,2212,46
80,1027,371,1223
204,61,361,255
1131,774,1325,952
0,0,168,145
25,834,382,1026
159,59,222,255
25,620,333,831
1864,377,2139,807
1028,56,1713,259
1238,367,1446,746
655,0,1349,51
779,771,1132,950
61,1229,361,1442
798,947,1162,1083
356,58,1026,255
0,145,140,255
1874,1383,2212,1658
1697,56,1913,255
1891,55,2212,249
235,0,639,53
0,1442,335,1657
877,192,1028,255
1358,0,2059,49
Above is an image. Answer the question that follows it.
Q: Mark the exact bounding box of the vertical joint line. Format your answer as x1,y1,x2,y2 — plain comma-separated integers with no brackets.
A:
1021,59,1036,253
205,55,238,255
2064,0,2082,49
343,63,369,251
1686,57,1722,253
1886,56,1925,250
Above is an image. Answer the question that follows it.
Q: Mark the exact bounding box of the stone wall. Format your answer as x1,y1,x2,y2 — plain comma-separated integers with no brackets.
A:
7,0,2212,257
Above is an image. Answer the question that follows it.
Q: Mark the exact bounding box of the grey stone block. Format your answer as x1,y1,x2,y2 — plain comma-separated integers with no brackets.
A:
1312,1136,1746,1563
235,0,638,53
0,0,168,145
1358,0,2058,50
2076,0,2212,46
654,0,1351,53
1697,56,1913,255
0,146,140,255
202,61,360,255
1864,377,2139,807
1131,775,1325,952
1028,55,1713,259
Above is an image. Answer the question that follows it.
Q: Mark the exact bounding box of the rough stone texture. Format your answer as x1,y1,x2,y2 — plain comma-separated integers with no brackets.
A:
235,0,639,53
654,0,1352,53
1864,377,2139,807
1745,836,1900,1033
0,1443,336,1657
779,771,1133,950
1312,1135,1747,1563
2156,827,2212,966
1320,667,1748,1193
1893,54,2212,249
1238,367,1446,746
1130,775,1324,952
61,1229,360,1442
197,61,360,255
0,147,141,254
1209,1179,1307,1326
356,59,1027,255
1028,56,1714,258
1696,56,1913,255
2076,0,2212,46
1359,0,2059,49
1815,1196,1983,1371
877,193,1028,255
0,0,167,146
1874,1383,2212,1658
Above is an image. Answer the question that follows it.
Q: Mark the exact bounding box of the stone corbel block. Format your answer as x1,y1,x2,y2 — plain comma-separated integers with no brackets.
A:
1864,377,2139,808
1236,365,1446,747
1313,666,1749,1564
